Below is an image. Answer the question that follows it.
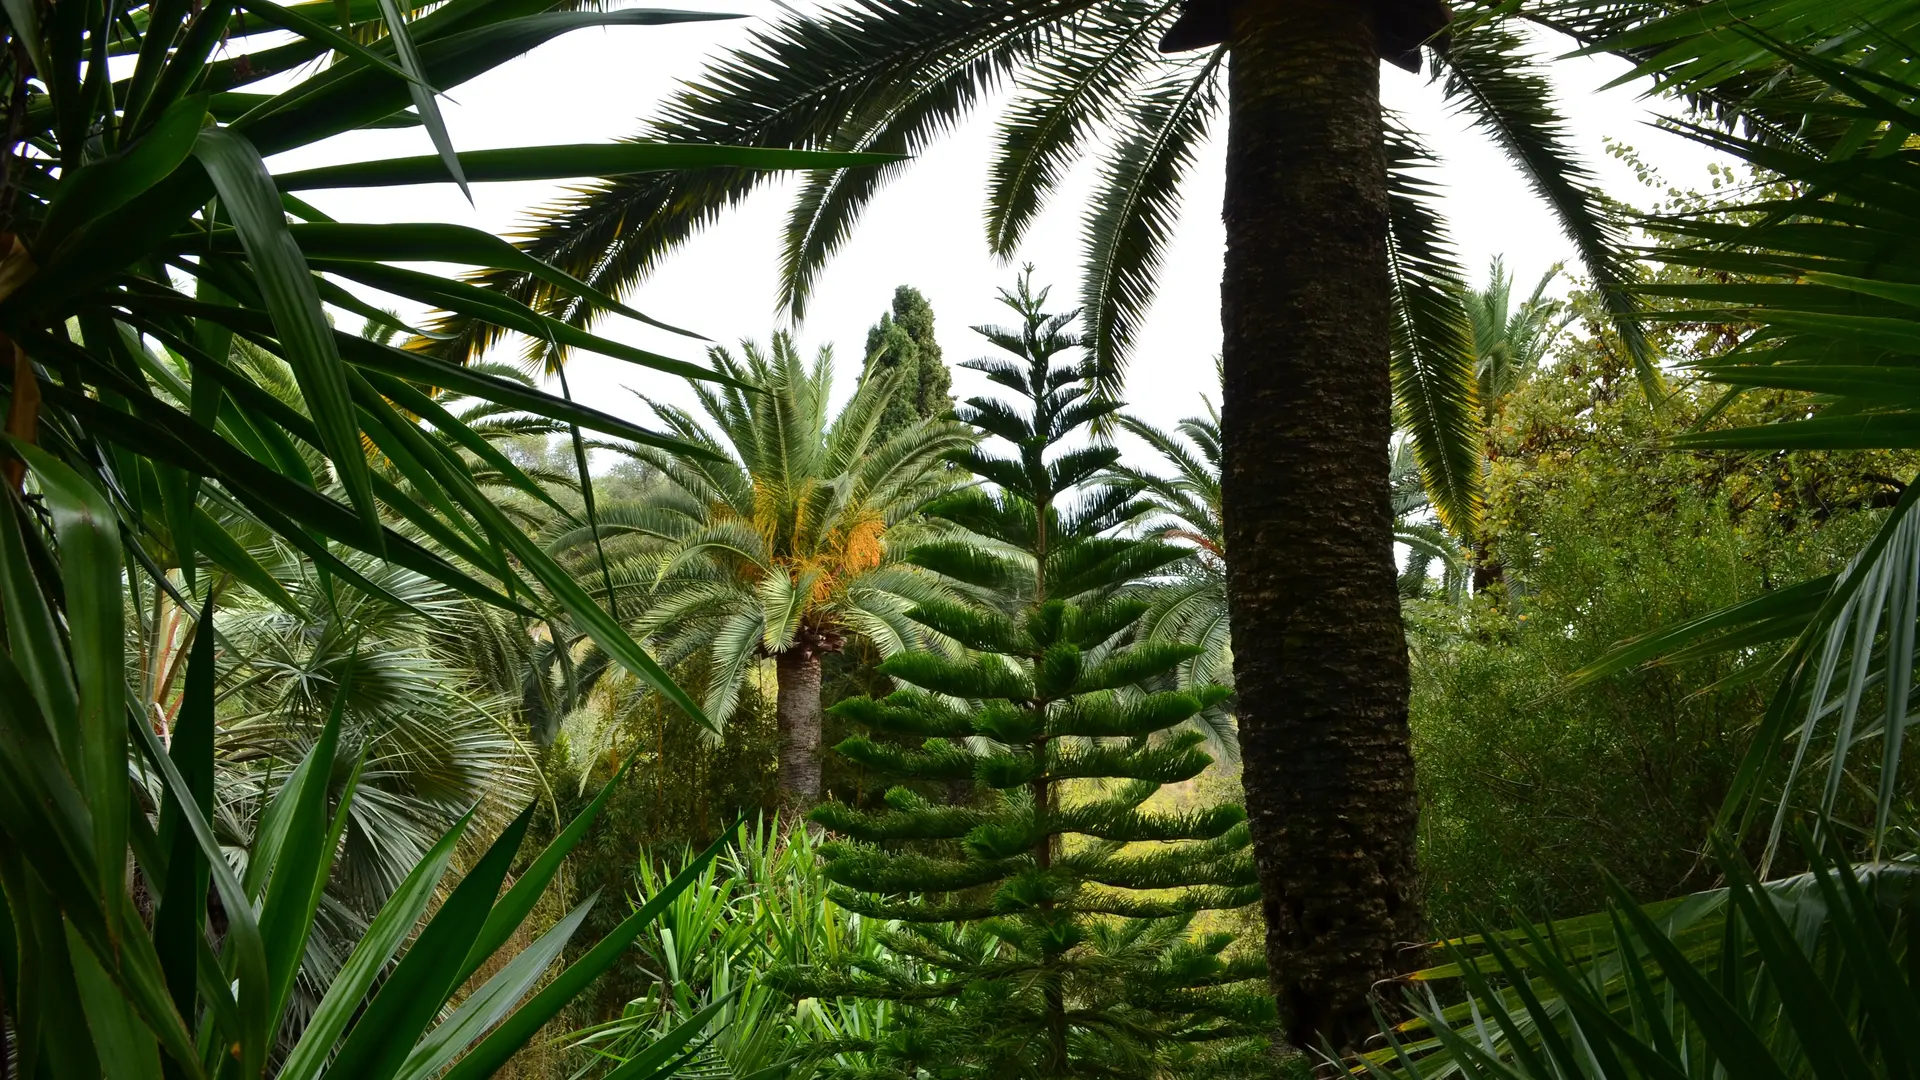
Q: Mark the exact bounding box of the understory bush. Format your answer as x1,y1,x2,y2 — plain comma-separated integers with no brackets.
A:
1409,315,1911,931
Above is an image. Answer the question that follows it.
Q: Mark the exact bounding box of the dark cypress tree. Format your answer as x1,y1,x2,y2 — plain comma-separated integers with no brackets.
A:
864,285,955,443
802,274,1271,1078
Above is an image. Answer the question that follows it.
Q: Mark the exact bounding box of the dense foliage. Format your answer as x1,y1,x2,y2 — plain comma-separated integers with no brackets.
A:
864,285,956,445
1409,305,1905,929
0,0,877,1073
11,0,1920,1077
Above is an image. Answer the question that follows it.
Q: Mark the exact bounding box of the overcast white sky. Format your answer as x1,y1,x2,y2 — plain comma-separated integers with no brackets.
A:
264,4,1726,450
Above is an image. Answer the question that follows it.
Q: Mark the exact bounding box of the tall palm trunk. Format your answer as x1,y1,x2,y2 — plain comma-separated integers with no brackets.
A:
774,645,825,817
1218,0,1423,1051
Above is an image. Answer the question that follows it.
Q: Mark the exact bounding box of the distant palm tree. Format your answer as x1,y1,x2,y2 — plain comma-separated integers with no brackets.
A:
548,335,973,812
1464,257,1572,592
1468,257,1573,422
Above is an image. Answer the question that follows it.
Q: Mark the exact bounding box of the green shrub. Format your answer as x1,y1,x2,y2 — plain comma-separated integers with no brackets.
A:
1409,326,1905,931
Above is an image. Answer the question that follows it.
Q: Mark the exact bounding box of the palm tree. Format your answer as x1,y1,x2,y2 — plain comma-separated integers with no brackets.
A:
1468,257,1572,417
1464,257,1571,591
450,1,1644,1045
548,335,973,813
1112,408,1231,696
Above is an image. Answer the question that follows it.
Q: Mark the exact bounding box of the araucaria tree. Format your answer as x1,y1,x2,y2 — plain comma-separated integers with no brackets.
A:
801,277,1268,1077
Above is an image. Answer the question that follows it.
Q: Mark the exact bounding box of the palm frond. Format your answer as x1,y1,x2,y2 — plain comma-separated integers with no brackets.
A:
1436,17,1653,390
985,0,1180,255
1079,52,1223,397
1384,123,1484,539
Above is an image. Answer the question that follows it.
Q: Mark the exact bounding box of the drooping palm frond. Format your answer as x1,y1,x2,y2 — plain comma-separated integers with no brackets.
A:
1080,49,1224,392
463,2,1637,525
1433,20,1654,391
1385,123,1484,538
450,0,1101,364
986,0,1185,256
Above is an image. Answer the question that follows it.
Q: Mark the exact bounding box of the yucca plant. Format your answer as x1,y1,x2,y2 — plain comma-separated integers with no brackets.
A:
0,1,882,1073
148,545,547,1034
0,447,736,1079
1357,842,1920,1078
569,820,898,1080
0,0,888,727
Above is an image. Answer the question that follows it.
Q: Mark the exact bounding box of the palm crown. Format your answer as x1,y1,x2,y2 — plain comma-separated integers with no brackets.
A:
450,0,1642,538
549,334,973,806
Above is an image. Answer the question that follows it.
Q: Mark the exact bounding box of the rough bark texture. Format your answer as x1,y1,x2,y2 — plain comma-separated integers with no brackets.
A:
1219,0,1425,1051
775,646,825,818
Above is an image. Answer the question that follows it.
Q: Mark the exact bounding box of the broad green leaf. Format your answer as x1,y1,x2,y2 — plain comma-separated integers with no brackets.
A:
287,221,697,338
235,10,741,156
371,0,471,200
134,2,233,136
307,258,738,392
2,0,51,88
190,507,303,613
66,921,163,1080
0,652,109,975
0,864,99,1079
191,126,383,550
37,94,208,255
130,717,272,1076
34,375,531,613
278,810,474,1080
154,598,217,1021
438,825,739,1080
257,692,347,1036
392,896,599,1080
122,291,727,459
323,805,535,1080
10,439,127,917
361,370,562,512
0,488,78,737
604,993,737,1080
457,752,641,983
231,0,424,92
